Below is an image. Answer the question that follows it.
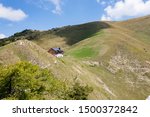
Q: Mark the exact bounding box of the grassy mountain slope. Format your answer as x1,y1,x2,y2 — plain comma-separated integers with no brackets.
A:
0,22,109,50
66,21,150,99
0,16,150,99
115,15,150,44
116,15,150,36
0,40,56,67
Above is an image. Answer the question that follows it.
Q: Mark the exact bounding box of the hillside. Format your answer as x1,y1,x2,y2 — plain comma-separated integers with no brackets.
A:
0,15,150,100
0,40,56,67
116,15,150,36
0,22,109,50
115,15,150,44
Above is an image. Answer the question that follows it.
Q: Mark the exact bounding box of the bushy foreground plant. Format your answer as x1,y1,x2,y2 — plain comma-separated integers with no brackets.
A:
0,62,92,100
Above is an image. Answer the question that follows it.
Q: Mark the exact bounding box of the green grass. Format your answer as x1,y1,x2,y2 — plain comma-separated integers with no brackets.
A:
0,16,150,100
69,47,97,58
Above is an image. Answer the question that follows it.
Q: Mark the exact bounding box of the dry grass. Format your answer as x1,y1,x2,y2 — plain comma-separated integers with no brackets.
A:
0,16,150,99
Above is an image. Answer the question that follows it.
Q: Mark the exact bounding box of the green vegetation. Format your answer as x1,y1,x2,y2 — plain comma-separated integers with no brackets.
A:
64,82,93,100
0,62,92,100
54,22,110,45
69,47,97,58
0,16,150,100
0,29,39,47
0,22,109,48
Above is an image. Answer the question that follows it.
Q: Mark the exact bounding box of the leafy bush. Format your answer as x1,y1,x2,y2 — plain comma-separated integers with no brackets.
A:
0,62,93,100
64,82,93,100
0,62,65,99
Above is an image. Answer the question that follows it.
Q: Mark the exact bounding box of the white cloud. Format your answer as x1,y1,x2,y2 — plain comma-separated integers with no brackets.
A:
101,15,111,21
96,0,106,5
26,0,63,15
101,0,150,21
96,0,101,3
0,3,27,21
101,1,106,5
49,0,62,15
0,33,6,39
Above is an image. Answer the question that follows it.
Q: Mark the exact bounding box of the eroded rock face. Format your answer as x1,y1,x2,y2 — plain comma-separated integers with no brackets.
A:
104,51,150,93
107,51,150,76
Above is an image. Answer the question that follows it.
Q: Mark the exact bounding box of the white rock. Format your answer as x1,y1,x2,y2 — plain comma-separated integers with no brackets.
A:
146,96,150,100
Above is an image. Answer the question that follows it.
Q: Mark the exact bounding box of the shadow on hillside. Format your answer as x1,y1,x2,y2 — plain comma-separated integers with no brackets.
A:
0,22,110,47
54,21,111,45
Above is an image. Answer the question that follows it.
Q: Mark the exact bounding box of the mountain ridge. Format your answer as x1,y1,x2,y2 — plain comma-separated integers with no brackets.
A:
0,15,150,99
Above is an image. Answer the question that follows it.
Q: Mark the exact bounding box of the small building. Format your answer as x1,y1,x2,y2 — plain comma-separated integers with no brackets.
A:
48,47,64,57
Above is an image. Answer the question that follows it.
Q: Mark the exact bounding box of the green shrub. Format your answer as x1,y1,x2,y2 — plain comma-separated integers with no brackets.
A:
0,62,93,100
0,62,63,99
64,82,93,100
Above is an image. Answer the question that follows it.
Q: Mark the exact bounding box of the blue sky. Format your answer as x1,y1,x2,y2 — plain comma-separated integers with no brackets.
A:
0,0,150,38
